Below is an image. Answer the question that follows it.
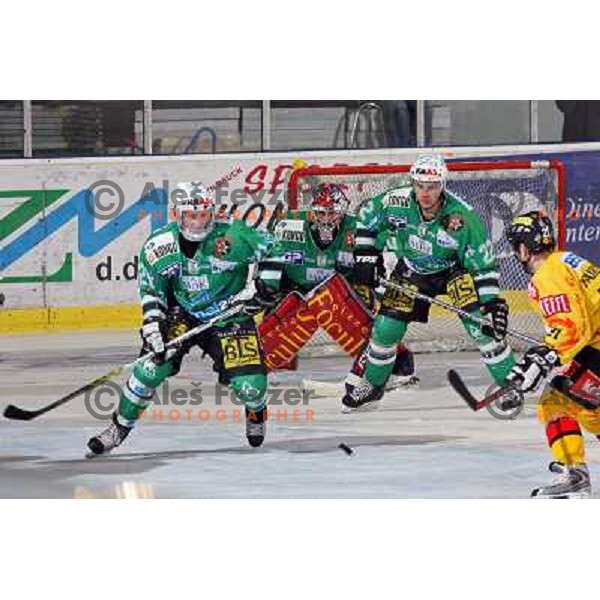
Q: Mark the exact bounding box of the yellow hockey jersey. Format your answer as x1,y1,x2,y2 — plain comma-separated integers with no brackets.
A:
528,251,600,364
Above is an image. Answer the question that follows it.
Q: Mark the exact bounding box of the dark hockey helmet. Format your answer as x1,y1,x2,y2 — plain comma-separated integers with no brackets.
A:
309,183,349,247
506,211,556,255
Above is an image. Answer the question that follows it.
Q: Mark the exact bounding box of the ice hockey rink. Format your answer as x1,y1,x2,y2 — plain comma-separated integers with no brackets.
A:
2,330,600,499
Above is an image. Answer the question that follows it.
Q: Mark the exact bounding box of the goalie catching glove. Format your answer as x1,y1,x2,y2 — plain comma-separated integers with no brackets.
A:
506,345,560,393
480,298,509,341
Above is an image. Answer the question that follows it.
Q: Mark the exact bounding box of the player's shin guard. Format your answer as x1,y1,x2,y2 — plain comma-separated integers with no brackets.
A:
231,374,268,447
364,316,408,387
117,359,173,426
462,316,516,384
478,338,517,384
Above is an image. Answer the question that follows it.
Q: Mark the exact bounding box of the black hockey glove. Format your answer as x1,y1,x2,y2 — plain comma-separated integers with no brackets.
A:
480,298,509,341
353,248,383,288
141,320,167,364
506,345,560,393
243,279,280,317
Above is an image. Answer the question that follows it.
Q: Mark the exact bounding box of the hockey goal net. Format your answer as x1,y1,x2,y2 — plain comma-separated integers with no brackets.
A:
287,160,565,353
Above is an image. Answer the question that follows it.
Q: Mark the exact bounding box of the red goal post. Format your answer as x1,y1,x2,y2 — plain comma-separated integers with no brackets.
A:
287,159,566,250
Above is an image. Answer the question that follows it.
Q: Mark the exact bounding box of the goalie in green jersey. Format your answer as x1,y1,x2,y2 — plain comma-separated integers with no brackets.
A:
253,182,417,392
87,182,273,455
341,154,517,411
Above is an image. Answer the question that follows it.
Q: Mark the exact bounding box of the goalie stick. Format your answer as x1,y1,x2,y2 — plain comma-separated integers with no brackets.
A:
2,303,244,421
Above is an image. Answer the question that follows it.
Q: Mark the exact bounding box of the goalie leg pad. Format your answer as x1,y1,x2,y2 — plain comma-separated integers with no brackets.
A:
258,292,319,371
306,274,372,357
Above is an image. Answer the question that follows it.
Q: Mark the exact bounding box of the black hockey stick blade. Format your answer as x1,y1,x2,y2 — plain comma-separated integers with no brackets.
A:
3,404,40,421
448,369,523,412
447,369,484,411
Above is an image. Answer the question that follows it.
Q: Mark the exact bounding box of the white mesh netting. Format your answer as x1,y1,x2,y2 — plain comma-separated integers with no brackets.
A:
287,161,564,353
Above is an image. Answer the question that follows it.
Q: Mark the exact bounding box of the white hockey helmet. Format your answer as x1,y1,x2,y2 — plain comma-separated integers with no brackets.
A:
409,154,448,189
173,181,215,242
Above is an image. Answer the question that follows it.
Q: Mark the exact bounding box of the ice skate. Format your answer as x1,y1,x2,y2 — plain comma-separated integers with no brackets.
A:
246,407,267,448
86,414,132,457
341,379,384,413
531,462,591,499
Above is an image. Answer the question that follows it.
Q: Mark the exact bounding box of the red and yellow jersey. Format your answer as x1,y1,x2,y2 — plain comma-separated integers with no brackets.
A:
528,251,600,364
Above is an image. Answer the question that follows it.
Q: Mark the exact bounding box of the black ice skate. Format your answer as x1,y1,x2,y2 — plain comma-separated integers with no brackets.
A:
341,380,384,413
246,407,267,448
531,462,591,499
87,413,132,457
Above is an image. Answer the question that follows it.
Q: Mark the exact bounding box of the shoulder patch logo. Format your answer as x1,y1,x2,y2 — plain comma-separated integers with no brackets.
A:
443,214,464,232
562,252,584,269
215,237,231,258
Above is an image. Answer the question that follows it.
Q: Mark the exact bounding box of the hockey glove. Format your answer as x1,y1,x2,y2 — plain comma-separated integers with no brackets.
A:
243,279,280,317
480,298,509,341
506,345,560,393
142,320,167,364
353,248,382,288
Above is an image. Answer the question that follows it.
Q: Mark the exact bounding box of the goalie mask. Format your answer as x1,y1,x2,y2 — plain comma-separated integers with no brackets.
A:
174,182,215,242
506,211,556,272
309,183,349,247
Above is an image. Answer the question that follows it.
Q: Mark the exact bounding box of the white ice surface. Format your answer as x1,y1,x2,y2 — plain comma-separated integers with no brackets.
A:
1,331,599,498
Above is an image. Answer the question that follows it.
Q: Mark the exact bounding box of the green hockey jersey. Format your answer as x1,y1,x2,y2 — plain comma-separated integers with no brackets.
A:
258,209,365,294
138,220,272,323
355,185,500,299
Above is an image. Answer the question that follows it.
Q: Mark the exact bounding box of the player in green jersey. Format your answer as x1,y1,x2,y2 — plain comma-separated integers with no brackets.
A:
342,154,516,411
87,182,273,455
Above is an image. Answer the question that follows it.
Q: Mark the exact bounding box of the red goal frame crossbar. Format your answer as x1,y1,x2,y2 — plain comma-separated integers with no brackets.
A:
287,160,566,250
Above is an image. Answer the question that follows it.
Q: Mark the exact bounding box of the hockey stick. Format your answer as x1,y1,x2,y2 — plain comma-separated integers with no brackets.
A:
3,303,244,421
381,279,541,347
447,369,523,412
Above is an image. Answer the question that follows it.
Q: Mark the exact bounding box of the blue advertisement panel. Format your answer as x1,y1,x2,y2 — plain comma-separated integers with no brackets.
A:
474,150,600,265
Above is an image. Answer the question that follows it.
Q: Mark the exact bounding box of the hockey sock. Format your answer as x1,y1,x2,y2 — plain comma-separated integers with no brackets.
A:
545,417,585,466
365,316,408,387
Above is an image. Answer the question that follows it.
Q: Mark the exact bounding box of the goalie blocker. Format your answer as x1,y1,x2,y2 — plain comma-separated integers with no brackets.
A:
257,274,414,379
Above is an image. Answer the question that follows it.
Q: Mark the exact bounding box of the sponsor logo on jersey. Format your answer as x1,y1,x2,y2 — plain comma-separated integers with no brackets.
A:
581,264,600,289
384,192,410,208
539,294,572,318
528,281,539,301
275,218,305,242
282,250,304,265
280,229,305,243
408,234,433,255
181,275,210,292
436,229,459,249
316,254,328,268
159,263,181,277
562,252,584,269
386,215,407,229
146,241,177,266
210,257,237,273
306,267,334,282
337,251,353,267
